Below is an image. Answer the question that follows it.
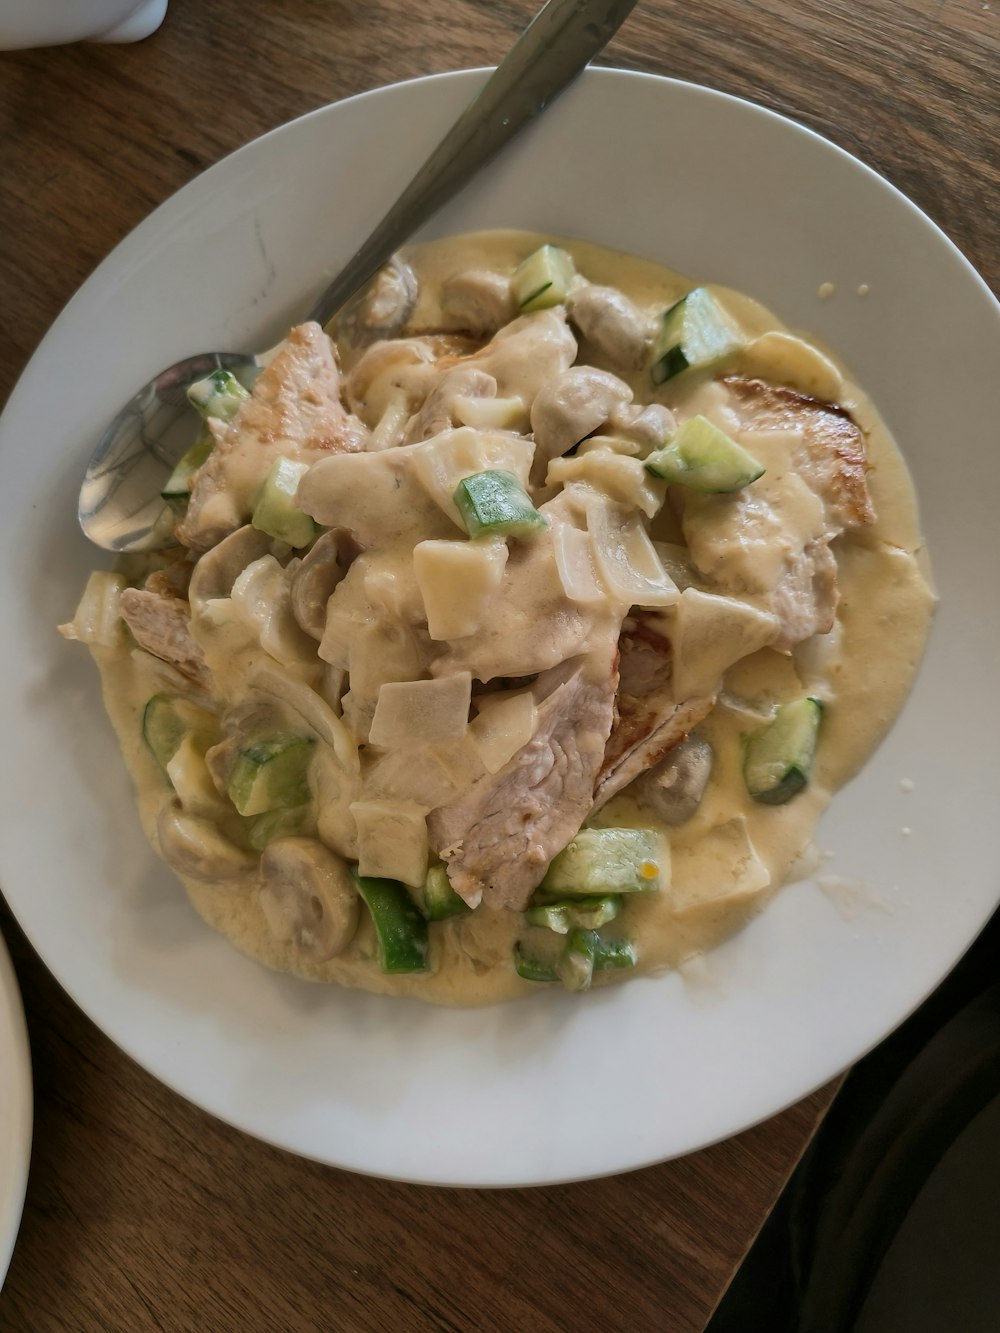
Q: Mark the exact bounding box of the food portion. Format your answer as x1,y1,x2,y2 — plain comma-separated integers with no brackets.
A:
60,231,934,1004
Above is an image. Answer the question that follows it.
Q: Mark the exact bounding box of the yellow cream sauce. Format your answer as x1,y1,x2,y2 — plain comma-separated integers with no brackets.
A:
90,230,934,1006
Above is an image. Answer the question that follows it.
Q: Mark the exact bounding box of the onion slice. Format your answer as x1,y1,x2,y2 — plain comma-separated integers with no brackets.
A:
586,495,679,608
369,672,473,748
552,520,607,605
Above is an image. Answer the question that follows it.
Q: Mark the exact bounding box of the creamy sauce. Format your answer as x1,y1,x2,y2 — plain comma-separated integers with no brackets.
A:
83,230,934,1006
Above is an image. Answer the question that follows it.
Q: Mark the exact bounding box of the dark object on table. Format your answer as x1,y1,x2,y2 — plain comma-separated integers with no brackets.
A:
707,901,1000,1333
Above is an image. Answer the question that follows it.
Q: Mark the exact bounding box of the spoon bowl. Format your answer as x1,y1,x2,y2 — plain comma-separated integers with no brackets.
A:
79,351,258,552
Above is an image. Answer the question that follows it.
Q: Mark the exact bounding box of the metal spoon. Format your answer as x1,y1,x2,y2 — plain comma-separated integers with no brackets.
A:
79,0,638,553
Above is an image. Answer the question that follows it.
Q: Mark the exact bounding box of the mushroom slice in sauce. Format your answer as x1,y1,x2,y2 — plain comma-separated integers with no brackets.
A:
290,530,362,640
188,524,274,608
156,802,256,883
438,269,514,336
258,837,360,962
565,283,653,371
630,734,713,826
529,366,633,483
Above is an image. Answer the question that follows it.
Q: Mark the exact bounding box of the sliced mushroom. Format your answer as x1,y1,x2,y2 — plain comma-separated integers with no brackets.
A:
565,284,653,370
335,255,418,353
188,525,273,609
439,269,514,336
609,401,676,452
633,734,713,826
257,837,360,962
156,802,256,882
290,529,362,640
529,366,633,483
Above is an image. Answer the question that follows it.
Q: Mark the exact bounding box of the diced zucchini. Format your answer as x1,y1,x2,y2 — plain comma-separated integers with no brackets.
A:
540,828,664,897
556,930,595,991
420,864,471,921
514,946,559,984
650,287,744,385
515,928,636,989
511,244,576,312
142,694,212,771
186,368,250,422
591,934,638,972
354,873,430,974
644,416,765,493
555,928,637,992
743,696,823,805
251,457,319,548
524,895,621,935
226,734,314,817
161,427,213,501
247,805,310,852
453,469,548,539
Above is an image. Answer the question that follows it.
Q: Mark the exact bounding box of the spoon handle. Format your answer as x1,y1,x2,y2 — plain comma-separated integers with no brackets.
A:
306,0,638,328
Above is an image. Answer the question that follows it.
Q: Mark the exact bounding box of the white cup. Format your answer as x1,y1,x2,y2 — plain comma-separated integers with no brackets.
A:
0,0,167,49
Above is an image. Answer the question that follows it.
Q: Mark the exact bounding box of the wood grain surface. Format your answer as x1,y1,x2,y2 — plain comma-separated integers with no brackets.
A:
0,0,997,1328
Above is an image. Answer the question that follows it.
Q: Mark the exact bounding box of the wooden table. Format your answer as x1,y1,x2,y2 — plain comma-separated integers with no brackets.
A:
0,1,996,1327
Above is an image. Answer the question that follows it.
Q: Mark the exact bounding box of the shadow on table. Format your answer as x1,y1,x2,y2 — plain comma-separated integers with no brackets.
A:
706,898,1000,1333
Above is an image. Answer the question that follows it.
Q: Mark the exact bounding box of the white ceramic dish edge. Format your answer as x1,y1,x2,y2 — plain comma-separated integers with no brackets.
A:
0,932,32,1285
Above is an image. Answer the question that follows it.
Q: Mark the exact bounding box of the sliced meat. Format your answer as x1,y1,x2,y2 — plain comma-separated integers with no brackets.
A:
679,377,876,652
594,613,715,809
770,537,839,651
439,269,514,336
529,366,633,482
178,323,368,552
723,376,875,531
428,655,617,911
565,284,653,371
119,587,211,687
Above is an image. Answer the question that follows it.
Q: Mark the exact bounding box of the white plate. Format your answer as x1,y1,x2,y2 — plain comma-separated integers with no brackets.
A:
1,68,998,1187
0,932,31,1286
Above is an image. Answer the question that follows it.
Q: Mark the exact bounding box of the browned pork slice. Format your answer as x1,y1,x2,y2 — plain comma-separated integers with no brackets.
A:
722,377,875,531
593,613,715,810
680,378,876,653
119,587,211,687
427,655,617,911
177,322,368,552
